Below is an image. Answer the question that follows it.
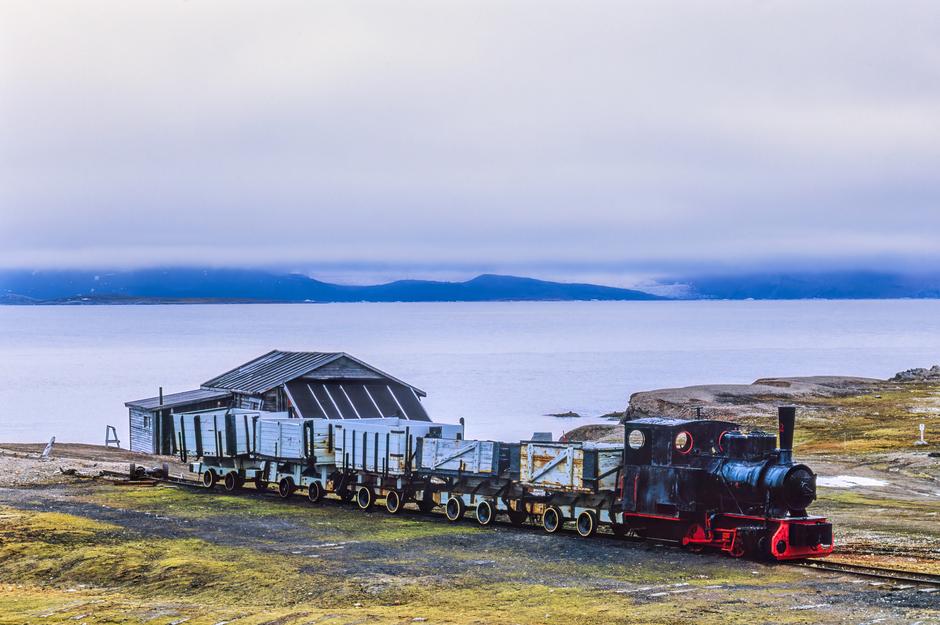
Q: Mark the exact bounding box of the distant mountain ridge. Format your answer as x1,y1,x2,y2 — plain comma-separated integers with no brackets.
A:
3,268,940,304
682,271,940,300
0,269,663,304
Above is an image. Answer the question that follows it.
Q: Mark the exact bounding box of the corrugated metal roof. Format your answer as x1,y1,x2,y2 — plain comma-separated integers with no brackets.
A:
284,380,431,421
624,417,733,427
125,388,231,410
201,350,426,396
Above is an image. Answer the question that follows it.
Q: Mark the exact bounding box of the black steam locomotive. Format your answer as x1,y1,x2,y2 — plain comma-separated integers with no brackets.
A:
618,406,833,559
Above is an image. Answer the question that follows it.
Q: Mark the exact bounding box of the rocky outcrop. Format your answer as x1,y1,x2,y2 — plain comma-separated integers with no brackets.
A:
891,365,940,382
626,376,881,421
560,423,623,443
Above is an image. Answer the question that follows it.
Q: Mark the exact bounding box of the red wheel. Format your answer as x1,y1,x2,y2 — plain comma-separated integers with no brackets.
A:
683,524,707,553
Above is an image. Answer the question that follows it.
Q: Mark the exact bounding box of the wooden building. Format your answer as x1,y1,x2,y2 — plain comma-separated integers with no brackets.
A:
125,388,231,454
126,350,430,454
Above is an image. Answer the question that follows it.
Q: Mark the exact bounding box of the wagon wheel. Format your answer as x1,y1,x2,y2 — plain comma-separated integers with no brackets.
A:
277,477,295,499
475,500,496,526
384,490,403,514
337,488,354,503
201,469,217,489
445,496,466,522
307,481,324,504
356,486,375,511
253,476,269,492
542,506,564,534
223,472,241,492
576,510,597,538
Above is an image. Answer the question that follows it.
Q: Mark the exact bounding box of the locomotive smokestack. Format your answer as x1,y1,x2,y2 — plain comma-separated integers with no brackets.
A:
778,406,795,464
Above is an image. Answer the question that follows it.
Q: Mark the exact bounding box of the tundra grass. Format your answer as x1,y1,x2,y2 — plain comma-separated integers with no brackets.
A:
719,383,940,456
78,483,479,542
0,504,935,624
0,582,866,625
814,489,940,573
794,384,940,454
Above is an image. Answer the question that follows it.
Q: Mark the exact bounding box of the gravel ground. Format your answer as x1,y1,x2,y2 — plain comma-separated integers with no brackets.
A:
0,443,188,487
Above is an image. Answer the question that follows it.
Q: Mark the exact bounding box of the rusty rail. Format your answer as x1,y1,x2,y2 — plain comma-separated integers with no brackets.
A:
792,560,940,588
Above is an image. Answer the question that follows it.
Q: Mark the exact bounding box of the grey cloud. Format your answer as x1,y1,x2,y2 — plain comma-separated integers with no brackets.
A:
1,1,939,276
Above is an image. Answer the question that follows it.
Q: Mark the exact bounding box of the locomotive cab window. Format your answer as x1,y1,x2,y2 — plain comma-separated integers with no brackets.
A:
628,429,645,449
674,431,693,454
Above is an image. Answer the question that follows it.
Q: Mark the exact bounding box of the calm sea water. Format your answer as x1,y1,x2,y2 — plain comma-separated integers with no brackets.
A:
1,300,939,445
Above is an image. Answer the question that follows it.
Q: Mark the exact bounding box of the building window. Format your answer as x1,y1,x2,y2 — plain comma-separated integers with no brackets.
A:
143,415,151,429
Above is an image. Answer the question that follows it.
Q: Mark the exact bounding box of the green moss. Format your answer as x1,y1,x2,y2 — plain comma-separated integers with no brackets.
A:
709,382,940,455
0,506,334,608
80,483,479,544
0,581,835,625
816,489,938,511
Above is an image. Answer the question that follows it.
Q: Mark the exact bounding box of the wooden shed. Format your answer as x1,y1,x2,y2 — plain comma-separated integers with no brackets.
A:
126,350,430,454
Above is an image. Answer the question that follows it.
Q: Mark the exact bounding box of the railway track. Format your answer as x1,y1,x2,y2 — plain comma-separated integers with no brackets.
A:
793,560,940,588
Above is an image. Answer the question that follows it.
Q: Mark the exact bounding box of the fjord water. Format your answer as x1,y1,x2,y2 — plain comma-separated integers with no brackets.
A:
1,300,939,445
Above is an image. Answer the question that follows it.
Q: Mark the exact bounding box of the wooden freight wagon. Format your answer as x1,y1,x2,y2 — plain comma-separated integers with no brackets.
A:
518,441,623,493
177,408,275,459
254,417,333,464
416,437,519,478
332,418,463,475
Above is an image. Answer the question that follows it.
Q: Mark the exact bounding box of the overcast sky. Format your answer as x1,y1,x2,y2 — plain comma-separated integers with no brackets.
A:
1,1,939,285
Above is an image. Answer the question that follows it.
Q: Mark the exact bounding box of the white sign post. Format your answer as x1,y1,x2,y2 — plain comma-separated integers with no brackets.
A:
915,423,928,446
40,436,55,459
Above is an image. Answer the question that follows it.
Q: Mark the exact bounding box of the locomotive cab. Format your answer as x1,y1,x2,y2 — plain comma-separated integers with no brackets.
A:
620,417,740,517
